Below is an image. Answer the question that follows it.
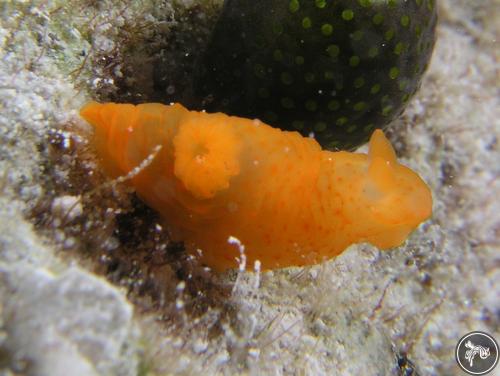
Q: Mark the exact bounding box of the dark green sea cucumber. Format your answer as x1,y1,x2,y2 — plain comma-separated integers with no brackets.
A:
195,0,437,149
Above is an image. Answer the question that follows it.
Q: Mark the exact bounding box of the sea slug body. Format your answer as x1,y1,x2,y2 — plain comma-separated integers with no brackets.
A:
81,102,432,271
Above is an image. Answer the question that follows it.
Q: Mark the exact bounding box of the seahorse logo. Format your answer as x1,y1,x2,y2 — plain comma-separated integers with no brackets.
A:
464,340,491,367
456,332,499,375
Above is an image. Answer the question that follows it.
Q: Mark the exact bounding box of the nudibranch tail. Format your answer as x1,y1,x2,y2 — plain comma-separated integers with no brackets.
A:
80,101,141,177
80,101,433,271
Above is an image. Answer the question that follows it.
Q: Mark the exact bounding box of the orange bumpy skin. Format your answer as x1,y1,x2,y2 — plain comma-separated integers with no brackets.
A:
80,102,432,271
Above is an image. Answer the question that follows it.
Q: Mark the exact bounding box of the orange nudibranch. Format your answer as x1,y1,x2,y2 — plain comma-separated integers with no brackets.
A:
80,102,432,271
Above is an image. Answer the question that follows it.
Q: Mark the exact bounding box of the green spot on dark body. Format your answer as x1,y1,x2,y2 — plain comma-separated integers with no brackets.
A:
324,70,334,79
328,100,340,111
315,0,326,9
389,67,400,79
342,9,354,21
351,30,364,41
315,122,327,132
373,13,384,25
273,50,284,61
326,44,340,57
354,102,366,111
304,72,315,83
401,15,410,27
347,125,358,133
336,117,348,126
305,100,318,112
368,47,379,57
289,0,299,13
371,84,381,94
385,29,395,41
281,97,295,109
394,42,405,55
272,23,283,35
254,64,266,78
321,24,333,36
349,56,360,67
281,72,294,85
354,77,365,88
382,105,394,116
363,123,375,133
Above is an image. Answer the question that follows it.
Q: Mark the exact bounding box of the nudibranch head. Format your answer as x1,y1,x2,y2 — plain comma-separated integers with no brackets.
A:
196,0,437,150
350,130,432,248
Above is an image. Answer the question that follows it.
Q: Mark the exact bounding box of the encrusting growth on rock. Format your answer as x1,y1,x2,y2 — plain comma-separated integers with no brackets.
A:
80,102,432,271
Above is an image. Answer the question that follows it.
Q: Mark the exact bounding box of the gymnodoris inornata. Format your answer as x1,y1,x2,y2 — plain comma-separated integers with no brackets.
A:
80,102,432,271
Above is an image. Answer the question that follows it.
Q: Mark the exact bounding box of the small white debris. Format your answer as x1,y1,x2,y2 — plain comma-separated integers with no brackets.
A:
253,260,261,289
166,85,175,94
214,352,230,366
62,135,71,149
175,299,184,309
192,339,208,354
228,236,246,271
308,268,319,279
102,236,119,251
51,195,82,222
228,236,243,248
113,65,123,78
176,281,186,292
254,260,261,272
172,337,184,348
63,237,76,249
248,348,260,358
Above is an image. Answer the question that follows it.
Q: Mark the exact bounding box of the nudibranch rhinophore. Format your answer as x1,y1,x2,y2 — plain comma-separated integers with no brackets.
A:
80,102,432,271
